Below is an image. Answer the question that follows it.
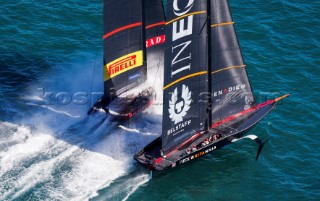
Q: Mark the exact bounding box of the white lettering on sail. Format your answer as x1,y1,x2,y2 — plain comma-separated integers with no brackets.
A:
171,65,191,76
170,0,195,77
213,84,246,97
171,41,192,76
166,0,196,137
173,0,195,16
172,16,193,41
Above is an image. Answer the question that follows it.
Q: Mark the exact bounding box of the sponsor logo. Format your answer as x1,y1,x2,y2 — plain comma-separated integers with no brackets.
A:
104,51,143,80
213,84,246,97
146,35,165,48
167,120,191,136
173,0,194,16
170,0,195,76
165,0,197,136
180,146,216,164
168,84,192,124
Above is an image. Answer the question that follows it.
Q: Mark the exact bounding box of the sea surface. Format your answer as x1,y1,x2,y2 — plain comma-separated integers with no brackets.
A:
1,0,319,200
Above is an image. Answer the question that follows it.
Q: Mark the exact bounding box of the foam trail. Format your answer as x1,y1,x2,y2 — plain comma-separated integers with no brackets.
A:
4,143,79,200
92,172,151,201
118,125,153,136
0,119,83,198
0,114,131,200
61,151,129,201
0,55,161,200
122,174,151,201
0,119,152,201
0,132,54,177
0,122,31,148
21,95,44,102
41,117,151,201
24,103,82,118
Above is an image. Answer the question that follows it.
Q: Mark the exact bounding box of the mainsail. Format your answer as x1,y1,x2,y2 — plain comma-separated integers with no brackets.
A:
96,0,166,113
161,0,209,154
210,0,255,124
161,0,265,154
134,0,288,171
103,0,146,105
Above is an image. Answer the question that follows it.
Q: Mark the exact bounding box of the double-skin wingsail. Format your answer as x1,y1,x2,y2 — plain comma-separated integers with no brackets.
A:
161,0,209,155
103,0,146,105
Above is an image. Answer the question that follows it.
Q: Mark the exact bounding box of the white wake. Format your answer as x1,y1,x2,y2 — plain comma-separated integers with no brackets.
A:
0,60,162,200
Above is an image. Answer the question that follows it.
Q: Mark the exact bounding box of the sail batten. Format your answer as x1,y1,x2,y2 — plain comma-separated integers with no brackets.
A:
211,21,234,27
211,65,246,74
166,11,207,24
163,71,208,90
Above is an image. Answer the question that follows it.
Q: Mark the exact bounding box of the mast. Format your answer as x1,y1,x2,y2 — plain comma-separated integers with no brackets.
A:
207,0,212,128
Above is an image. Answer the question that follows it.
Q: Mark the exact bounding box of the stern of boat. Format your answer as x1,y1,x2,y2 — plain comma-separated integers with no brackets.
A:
134,137,174,171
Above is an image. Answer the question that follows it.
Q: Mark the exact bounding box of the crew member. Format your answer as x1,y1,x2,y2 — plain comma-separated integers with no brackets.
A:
186,148,191,154
192,145,197,152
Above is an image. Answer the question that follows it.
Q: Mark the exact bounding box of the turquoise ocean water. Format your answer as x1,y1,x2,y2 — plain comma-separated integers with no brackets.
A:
1,0,319,200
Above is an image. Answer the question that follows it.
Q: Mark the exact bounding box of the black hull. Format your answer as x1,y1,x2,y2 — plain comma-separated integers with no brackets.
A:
174,129,252,167
134,127,250,171
88,87,155,120
134,99,281,171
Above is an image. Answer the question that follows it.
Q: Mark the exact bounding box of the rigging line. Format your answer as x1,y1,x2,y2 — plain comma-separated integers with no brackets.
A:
152,55,162,90
199,16,209,35
149,54,162,104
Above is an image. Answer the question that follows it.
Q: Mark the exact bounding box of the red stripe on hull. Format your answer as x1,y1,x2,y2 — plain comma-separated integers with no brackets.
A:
211,100,275,129
156,132,202,164
155,98,282,164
